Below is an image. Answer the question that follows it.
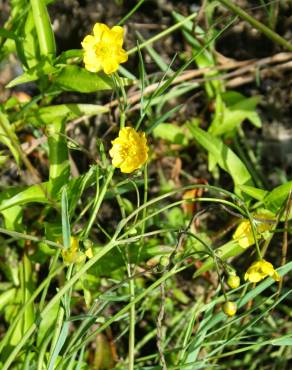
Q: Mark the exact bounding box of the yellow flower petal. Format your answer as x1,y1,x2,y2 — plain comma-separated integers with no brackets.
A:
244,259,280,284
109,127,149,173
81,35,96,50
81,22,127,74
93,23,110,41
103,59,119,74
233,220,254,248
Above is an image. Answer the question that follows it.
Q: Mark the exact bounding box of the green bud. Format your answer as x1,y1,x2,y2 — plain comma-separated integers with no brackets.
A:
159,256,170,267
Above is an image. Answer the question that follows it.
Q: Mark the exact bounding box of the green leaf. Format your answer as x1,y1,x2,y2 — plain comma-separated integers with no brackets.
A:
271,337,292,346
153,123,190,145
52,65,115,92
30,0,56,59
36,300,59,346
0,289,16,313
47,120,70,196
25,103,108,127
187,124,252,193
1,206,23,231
6,70,39,88
0,182,50,213
238,184,268,201
0,112,21,165
146,105,182,134
48,321,69,370
16,9,39,69
210,96,262,136
263,181,292,213
61,188,71,250
0,28,18,40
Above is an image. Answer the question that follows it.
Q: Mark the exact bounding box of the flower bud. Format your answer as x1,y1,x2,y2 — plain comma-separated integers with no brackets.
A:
159,256,170,267
227,275,240,289
222,301,237,317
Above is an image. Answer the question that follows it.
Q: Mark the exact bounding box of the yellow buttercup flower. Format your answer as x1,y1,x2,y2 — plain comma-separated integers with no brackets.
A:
109,127,148,173
233,214,274,249
62,237,82,263
81,23,128,74
244,259,280,283
233,219,254,248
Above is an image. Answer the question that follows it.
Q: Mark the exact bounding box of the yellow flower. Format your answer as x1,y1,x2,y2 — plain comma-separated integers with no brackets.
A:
109,127,148,173
244,259,280,283
222,301,237,317
62,237,84,264
233,214,274,249
233,220,254,248
81,23,128,74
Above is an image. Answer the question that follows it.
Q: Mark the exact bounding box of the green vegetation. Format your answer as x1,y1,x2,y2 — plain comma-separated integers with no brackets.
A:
0,1,291,369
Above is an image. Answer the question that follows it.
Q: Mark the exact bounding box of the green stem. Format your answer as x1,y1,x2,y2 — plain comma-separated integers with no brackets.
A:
127,12,198,56
127,265,136,370
30,0,56,58
82,167,114,239
217,0,292,51
117,0,145,26
47,119,70,196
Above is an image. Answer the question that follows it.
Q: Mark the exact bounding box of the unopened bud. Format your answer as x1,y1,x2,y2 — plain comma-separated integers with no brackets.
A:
159,256,170,267
227,275,240,289
222,301,237,317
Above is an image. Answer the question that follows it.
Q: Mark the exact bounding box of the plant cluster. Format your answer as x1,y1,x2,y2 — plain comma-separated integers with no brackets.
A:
0,1,291,370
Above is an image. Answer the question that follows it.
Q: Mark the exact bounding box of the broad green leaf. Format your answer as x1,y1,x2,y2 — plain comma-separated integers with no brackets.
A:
238,184,268,201
6,62,57,88
0,182,50,213
153,123,190,145
52,65,115,92
25,103,108,127
271,337,292,346
1,206,23,231
210,96,262,136
187,124,252,192
5,71,39,88
263,181,292,213
55,49,83,64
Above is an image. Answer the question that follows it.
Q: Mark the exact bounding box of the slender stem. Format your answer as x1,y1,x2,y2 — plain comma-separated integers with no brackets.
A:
127,264,136,370
217,0,292,51
127,12,198,56
82,167,114,238
0,227,62,249
117,0,145,26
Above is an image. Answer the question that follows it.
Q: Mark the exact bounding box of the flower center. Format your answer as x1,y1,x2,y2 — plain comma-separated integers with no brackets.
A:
95,42,111,57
